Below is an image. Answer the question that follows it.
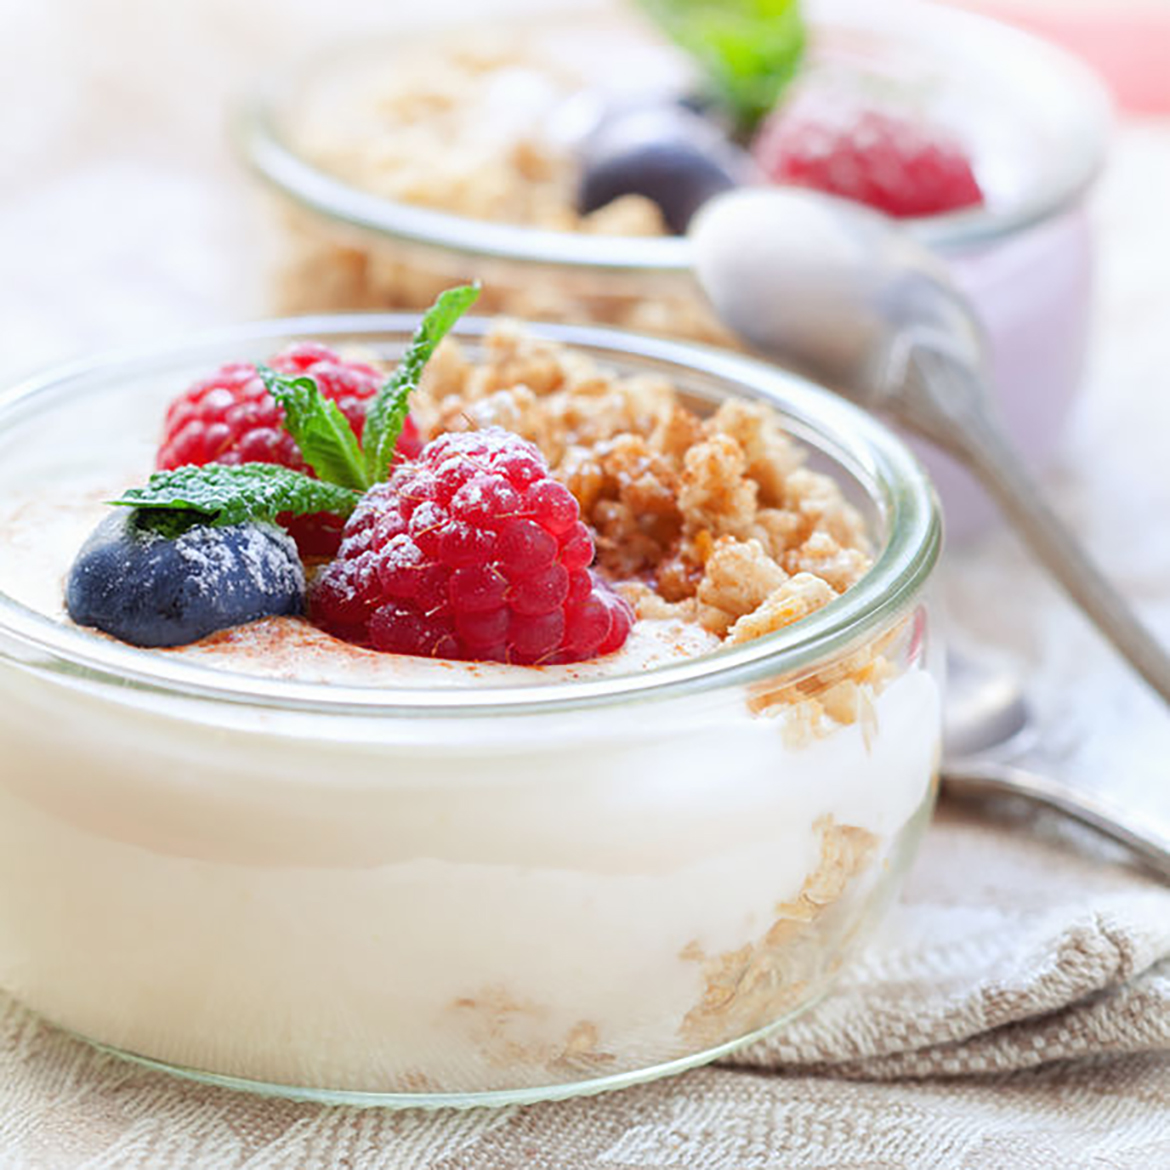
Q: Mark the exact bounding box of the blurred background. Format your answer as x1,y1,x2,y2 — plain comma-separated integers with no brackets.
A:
2,0,1167,380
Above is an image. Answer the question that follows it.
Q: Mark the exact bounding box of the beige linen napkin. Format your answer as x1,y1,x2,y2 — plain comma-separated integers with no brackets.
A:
0,801,1166,1170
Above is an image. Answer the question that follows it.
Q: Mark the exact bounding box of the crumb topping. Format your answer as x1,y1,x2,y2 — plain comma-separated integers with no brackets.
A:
448,987,616,1075
412,323,873,649
442,816,884,1081
680,817,878,1046
294,37,666,236
276,35,735,343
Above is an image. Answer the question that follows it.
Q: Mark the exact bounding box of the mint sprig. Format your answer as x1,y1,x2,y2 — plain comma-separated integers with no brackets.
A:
258,365,367,491
111,464,363,527
636,0,805,137
363,283,480,484
256,283,480,493
112,284,480,537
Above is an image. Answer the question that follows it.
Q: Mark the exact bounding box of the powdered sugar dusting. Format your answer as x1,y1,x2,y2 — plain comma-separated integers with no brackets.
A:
155,520,305,603
172,528,236,598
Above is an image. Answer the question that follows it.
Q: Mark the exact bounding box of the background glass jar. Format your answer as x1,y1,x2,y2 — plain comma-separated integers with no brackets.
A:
237,0,1109,538
0,317,941,1106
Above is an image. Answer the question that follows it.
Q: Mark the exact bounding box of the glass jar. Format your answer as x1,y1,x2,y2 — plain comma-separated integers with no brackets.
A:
0,316,941,1107
237,0,1109,538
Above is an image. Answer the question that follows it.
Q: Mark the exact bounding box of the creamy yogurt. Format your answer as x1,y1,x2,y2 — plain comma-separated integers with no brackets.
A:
0,472,940,1095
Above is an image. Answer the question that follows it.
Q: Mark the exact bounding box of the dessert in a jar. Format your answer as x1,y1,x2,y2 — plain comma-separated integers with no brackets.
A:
239,0,1108,536
0,291,942,1105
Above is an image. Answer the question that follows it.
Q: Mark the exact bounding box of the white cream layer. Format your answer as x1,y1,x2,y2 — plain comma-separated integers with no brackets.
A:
0,471,940,1093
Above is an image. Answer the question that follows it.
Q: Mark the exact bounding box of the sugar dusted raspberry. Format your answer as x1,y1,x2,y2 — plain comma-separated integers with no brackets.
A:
156,343,421,556
754,102,983,219
312,427,633,665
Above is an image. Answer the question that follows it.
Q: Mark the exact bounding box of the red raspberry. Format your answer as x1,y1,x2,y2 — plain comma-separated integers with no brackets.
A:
754,101,983,219
156,343,422,557
312,427,633,665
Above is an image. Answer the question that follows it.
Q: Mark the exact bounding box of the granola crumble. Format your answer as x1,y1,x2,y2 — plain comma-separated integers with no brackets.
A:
274,32,735,342
449,988,615,1076
292,36,662,236
411,323,877,683
679,817,878,1046
442,822,885,1079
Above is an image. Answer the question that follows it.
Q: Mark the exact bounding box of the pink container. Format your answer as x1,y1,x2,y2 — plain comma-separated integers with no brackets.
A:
919,209,1095,537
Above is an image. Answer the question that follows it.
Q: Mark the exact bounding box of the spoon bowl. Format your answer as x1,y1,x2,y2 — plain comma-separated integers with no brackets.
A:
690,187,984,413
943,647,1170,879
943,650,1032,760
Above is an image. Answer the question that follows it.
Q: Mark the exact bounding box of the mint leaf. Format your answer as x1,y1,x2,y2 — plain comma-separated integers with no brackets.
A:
363,283,480,483
636,0,805,136
258,365,368,491
132,509,206,540
111,464,362,527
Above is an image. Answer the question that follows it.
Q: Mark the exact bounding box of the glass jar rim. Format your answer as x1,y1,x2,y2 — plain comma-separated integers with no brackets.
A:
0,313,940,719
234,0,1111,270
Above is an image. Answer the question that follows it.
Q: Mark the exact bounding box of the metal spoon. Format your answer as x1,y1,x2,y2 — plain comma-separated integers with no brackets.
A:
689,187,1170,707
943,649,1033,759
943,651,1170,880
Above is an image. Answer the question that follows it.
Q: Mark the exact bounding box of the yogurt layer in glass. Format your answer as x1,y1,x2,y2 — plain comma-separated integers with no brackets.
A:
0,317,941,1105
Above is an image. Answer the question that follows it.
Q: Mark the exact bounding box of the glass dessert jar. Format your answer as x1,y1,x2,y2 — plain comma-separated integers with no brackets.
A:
237,0,1109,537
0,315,941,1107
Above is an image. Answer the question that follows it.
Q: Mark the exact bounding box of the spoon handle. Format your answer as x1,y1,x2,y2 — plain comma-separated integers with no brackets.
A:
943,759,1170,881
896,345,1170,707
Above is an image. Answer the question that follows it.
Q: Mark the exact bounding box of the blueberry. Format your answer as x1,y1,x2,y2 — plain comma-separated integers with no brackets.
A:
577,103,753,234
66,511,306,648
